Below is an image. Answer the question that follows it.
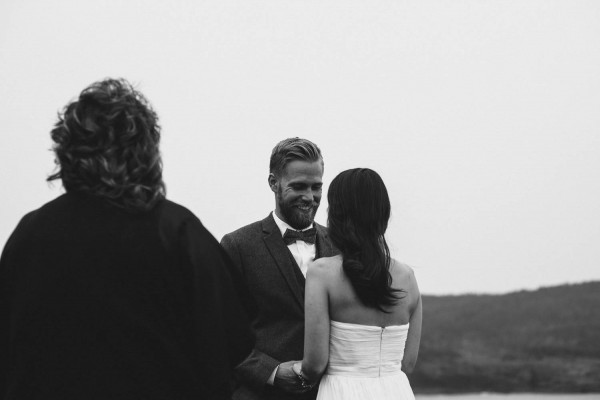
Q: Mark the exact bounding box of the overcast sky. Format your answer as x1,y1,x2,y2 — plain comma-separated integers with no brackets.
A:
1,0,599,295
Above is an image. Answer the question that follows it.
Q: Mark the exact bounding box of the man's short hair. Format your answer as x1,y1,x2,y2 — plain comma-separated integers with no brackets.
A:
269,137,323,177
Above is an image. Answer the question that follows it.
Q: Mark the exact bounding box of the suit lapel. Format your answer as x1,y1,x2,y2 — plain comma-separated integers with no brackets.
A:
261,214,305,312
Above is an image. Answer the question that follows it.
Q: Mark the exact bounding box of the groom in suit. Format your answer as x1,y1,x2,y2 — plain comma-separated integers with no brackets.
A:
221,138,337,400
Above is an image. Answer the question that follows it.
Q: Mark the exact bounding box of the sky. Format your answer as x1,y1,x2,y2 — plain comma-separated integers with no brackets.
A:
1,0,599,295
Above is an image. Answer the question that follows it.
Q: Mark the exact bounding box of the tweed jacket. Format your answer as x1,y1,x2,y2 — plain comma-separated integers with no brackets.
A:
221,213,337,400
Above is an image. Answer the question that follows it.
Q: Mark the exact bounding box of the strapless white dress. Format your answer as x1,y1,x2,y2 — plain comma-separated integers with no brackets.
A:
316,320,415,400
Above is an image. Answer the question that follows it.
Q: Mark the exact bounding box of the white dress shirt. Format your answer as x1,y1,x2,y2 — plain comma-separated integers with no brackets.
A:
272,211,316,278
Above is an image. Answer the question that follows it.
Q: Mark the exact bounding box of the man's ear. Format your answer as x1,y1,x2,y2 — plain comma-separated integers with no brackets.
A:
268,173,279,193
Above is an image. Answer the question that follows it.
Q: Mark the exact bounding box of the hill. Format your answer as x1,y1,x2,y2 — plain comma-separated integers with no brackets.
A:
410,281,600,393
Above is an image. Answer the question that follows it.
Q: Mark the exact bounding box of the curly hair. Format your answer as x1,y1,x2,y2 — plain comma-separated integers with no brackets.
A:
48,78,166,212
327,168,403,312
269,137,323,177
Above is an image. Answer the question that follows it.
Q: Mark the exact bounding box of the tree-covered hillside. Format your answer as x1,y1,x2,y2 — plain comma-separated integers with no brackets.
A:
411,281,600,393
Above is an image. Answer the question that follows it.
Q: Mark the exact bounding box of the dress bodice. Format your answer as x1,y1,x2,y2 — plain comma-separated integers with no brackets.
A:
326,320,409,378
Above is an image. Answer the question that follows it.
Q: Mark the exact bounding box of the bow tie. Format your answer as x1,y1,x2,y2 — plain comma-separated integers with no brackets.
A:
283,227,317,245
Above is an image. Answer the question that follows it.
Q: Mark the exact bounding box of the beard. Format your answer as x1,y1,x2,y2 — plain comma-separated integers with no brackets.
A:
277,188,320,230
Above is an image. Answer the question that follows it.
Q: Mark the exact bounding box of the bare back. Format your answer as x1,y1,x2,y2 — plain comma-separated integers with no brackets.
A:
303,254,423,375
321,255,420,327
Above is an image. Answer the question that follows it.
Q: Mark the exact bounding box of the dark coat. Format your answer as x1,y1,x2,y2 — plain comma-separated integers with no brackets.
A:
0,192,254,400
220,213,337,400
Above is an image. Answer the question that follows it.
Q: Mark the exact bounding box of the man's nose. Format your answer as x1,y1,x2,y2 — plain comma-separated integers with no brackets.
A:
301,189,314,202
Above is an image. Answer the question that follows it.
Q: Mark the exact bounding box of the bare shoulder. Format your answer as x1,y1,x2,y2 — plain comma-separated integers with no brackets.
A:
390,259,420,293
391,259,414,277
307,255,343,282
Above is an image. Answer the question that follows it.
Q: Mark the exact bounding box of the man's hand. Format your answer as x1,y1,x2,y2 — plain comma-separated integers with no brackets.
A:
273,360,310,394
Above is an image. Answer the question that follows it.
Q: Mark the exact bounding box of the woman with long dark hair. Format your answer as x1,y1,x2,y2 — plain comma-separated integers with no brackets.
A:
293,168,422,400
0,78,254,399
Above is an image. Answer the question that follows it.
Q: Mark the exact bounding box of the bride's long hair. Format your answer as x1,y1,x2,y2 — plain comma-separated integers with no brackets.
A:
327,168,402,311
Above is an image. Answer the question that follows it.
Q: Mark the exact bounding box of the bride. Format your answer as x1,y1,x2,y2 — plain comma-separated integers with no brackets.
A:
293,168,422,400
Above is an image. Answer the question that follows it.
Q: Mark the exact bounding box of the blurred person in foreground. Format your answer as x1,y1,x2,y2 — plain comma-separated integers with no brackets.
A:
293,168,422,400
0,78,254,400
220,138,338,400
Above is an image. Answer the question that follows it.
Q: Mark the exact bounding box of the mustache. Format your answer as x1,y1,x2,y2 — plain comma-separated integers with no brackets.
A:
294,201,319,208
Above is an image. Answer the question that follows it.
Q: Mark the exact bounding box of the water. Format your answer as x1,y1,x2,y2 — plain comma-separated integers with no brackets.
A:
416,394,600,400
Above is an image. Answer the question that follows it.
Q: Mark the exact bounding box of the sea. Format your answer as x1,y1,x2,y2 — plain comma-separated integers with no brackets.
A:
416,394,600,400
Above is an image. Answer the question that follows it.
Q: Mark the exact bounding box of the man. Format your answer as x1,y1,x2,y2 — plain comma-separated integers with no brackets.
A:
221,138,337,400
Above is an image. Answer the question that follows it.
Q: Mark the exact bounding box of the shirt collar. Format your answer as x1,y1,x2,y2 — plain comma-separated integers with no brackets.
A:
272,210,314,237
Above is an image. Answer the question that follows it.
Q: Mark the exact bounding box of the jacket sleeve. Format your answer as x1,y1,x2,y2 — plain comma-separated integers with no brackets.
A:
0,215,30,397
220,234,280,391
0,242,9,397
179,218,255,394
